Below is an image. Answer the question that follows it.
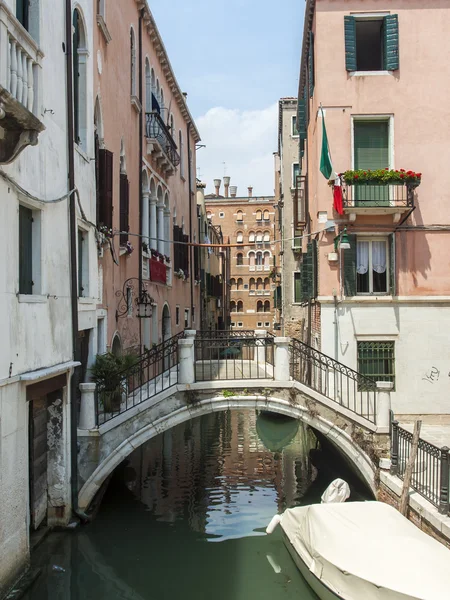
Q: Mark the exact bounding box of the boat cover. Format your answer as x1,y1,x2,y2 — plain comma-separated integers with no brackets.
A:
280,501,450,600
321,478,350,504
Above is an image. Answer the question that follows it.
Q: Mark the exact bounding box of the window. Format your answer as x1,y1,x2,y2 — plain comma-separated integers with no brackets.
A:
344,15,399,72
184,308,190,328
77,229,89,297
237,322,243,328
73,9,87,149
237,278,243,290
264,322,270,327
19,205,41,295
97,149,113,228
236,231,243,244
255,252,263,266
263,251,270,267
206,211,212,220
236,210,243,221
256,278,262,290
176,306,180,326
294,272,302,303
219,212,225,218
16,0,39,40
248,252,255,267
236,253,243,265
292,115,299,137
243,284,249,290
237,301,243,313
256,210,262,221
97,0,105,18
257,322,263,327
230,301,236,312
263,210,270,221
292,163,300,188
264,278,270,290
356,239,389,294
357,341,395,388
231,322,236,327
257,301,263,313
179,131,185,178
263,231,270,243
120,173,129,246
249,278,255,290
264,300,271,312
353,119,390,205
256,232,263,244
230,278,236,290
249,231,255,243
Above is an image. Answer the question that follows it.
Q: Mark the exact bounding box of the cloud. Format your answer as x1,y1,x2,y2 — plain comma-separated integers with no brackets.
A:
195,103,278,197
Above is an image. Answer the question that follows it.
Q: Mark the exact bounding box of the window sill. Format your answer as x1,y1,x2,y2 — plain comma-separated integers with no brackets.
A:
131,95,142,114
18,294,47,304
349,70,394,77
345,295,393,302
78,297,96,304
96,14,112,44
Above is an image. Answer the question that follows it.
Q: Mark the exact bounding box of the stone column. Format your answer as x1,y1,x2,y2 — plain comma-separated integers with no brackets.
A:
157,203,165,254
79,383,97,430
274,337,290,382
164,207,171,258
376,381,393,431
150,196,157,250
178,338,195,384
142,192,149,246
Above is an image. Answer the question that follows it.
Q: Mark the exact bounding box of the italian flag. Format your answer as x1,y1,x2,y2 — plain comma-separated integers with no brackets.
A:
320,108,343,215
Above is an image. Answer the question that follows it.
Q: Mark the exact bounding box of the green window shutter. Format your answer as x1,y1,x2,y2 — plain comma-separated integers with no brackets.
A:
311,238,318,298
308,32,315,98
344,16,357,71
294,272,302,303
389,234,396,296
298,96,307,141
19,205,33,294
300,240,317,302
383,15,399,71
343,234,357,296
354,121,389,170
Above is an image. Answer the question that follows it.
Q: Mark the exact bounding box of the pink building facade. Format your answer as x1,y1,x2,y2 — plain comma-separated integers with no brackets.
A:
94,0,200,355
297,0,450,416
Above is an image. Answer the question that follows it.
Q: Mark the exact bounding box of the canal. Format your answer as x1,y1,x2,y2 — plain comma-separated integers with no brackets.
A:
24,409,371,599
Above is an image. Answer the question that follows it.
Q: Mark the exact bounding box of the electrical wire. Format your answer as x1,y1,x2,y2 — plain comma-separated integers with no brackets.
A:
0,168,75,204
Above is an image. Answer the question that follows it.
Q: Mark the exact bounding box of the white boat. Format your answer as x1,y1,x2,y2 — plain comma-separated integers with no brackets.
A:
266,500,450,599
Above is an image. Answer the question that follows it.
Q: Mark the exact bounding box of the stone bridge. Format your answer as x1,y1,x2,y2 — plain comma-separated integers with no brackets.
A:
77,331,393,511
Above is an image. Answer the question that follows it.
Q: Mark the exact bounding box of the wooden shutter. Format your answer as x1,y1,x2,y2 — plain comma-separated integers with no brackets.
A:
119,174,129,245
19,205,33,294
78,230,84,296
343,234,357,297
354,121,389,170
98,149,113,228
298,95,307,141
300,240,317,302
308,31,315,98
389,234,396,296
383,15,399,71
344,16,357,71
294,272,302,303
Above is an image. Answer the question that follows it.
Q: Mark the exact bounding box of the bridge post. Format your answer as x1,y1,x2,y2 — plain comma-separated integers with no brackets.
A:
376,381,393,431
274,337,290,381
254,329,267,366
179,335,195,384
79,383,97,430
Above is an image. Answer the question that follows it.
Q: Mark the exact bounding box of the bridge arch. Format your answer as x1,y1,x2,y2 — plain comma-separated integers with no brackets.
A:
78,394,377,511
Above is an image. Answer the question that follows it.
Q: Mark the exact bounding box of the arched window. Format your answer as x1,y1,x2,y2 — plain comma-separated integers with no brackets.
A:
230,278,236,289
170,114,174,137
264,278,270,290
160,87,165,113
264,251,270,267
256,231,263,243
256,210,262,221
249,278,255,290
237,278,243,290
179,130,185,178
249,231,255,243
248,252,255,267
256,278,262,290
236,253,243,265
237,301,243,313
264,231,270,243
263,209,270,221
255,252,263,266
156,79,160,104
73,9,87,149
236,231,243,244
236,210,243,222
230,301,236,312
145,59,151,113
130,28,136,96
264,300,271,312
257,301,263,313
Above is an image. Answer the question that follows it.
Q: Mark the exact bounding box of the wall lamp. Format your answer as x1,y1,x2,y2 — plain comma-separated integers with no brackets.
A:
334,227,351,251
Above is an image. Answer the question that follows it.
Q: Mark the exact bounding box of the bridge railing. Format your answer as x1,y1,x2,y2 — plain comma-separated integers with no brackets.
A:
194,330,274,381
289,338,377,424
96,331,185,425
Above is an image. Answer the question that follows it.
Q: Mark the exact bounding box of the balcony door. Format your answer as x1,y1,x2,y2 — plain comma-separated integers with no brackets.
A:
16,0,29,30
354,121,389,206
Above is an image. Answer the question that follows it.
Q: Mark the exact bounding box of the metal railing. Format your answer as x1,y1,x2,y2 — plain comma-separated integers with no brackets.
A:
391,421,450,514
342,182,414,209
96,331,184,425
289,338,377,424
145,112,180,167
194,331,274,381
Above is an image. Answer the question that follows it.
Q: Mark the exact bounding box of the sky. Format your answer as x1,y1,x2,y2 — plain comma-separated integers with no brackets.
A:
150,0,304,197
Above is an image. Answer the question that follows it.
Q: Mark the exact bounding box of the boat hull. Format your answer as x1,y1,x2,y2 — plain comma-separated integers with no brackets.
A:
282,530,344,600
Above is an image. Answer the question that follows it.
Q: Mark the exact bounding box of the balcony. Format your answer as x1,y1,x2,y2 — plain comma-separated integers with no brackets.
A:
0,1,44,163
145,111,180,176
342,182,414,223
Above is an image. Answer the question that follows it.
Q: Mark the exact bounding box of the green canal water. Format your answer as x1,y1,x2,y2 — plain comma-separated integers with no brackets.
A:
24,410,370,600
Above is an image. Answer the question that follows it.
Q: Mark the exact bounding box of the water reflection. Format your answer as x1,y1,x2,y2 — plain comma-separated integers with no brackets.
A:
24,409,370,600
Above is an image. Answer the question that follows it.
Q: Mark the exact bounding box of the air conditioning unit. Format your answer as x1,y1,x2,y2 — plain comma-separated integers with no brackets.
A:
274,323,281,330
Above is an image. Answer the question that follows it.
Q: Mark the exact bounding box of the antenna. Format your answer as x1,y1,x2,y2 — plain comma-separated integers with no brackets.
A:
223,162,227,176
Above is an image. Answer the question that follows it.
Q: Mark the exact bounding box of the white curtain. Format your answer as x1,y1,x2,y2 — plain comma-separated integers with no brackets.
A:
357,241,369,274
372,241,387,273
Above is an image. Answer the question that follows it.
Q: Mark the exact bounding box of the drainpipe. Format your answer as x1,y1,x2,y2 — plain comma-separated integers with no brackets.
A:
187,122,194,324
138,10,143,349
65,0,89,522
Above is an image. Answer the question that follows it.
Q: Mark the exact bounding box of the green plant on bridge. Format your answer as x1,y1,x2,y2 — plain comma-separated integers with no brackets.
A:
90,352,139,412
222,389,235,398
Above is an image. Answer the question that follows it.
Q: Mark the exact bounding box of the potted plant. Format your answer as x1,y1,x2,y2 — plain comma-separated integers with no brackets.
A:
90,351,139,412
329,169,422,188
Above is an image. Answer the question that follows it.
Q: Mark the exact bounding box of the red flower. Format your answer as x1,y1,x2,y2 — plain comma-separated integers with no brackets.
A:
400,168,405,172
417,173,422,177
385,168,389,170
354,174,359,179
400,174,405,178
363,171,367,175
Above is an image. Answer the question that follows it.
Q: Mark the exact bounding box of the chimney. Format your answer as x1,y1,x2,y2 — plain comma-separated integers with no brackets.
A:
230,186,237,198
223,176,231,198
214,178,221,196
248,186,253,198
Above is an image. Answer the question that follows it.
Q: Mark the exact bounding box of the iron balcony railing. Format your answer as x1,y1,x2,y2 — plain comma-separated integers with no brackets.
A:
342,182,415,209
290,338,377,424
194,330,274,382
95,331,185,425
145,111,180,167
391,421,450,514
